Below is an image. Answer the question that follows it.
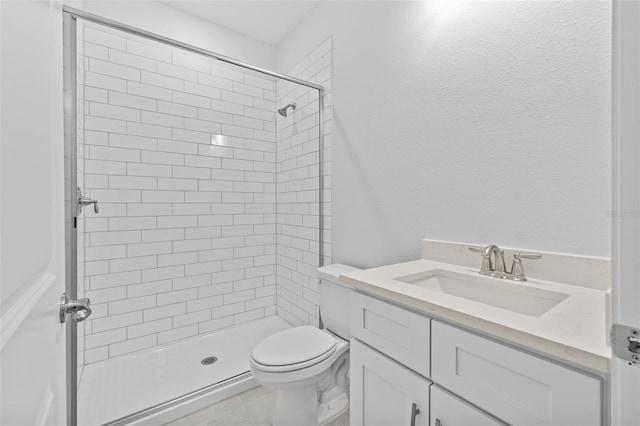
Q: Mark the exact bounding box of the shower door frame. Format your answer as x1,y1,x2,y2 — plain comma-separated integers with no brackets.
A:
62,7,325,425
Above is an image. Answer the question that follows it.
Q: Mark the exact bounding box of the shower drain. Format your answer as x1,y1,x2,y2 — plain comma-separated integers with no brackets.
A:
201,356,218,365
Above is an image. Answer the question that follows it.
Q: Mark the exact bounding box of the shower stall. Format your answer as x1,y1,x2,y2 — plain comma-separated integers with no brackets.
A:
63,7,331,425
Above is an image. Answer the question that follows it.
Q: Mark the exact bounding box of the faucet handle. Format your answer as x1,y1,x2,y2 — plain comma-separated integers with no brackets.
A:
469,246,491,273
468,246,504,255
510,252,542,281
516,252,542,260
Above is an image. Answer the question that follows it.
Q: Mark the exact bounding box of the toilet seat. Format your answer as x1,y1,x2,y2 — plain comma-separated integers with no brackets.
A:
251,332,349,389
252,346,336,372
251,326,337,372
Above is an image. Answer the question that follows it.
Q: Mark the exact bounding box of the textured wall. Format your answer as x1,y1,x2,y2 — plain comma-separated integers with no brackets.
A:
277,1,612,265
70,0,276,69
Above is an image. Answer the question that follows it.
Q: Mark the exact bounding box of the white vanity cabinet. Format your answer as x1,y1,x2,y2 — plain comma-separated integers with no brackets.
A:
430,386,505,426
350,339,431,426
431,321,602,426
350,291,604,426
350,291,431,378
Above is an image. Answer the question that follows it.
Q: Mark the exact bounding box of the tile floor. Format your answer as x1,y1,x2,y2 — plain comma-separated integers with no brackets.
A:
165,386,350,426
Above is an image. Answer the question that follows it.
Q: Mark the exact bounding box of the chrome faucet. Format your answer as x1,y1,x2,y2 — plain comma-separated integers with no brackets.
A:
469,245,507,278
469,245,542,281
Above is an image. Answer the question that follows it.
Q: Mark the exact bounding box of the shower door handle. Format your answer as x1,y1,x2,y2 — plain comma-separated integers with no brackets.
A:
59,293,92,323
77,187,99,214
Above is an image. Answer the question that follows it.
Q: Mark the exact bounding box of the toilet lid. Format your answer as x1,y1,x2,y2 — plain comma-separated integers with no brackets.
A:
252,326,337,367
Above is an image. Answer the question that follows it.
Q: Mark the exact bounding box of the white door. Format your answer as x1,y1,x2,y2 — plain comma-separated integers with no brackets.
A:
350,339,431,426
611,1,640,425
0,1,68,425
430,386,505,426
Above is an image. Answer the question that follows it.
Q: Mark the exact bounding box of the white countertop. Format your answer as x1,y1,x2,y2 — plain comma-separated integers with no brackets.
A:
340,259,611,373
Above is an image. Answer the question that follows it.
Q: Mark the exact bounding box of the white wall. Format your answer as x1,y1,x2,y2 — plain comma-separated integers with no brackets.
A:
67,0,276,69
277,1,612,266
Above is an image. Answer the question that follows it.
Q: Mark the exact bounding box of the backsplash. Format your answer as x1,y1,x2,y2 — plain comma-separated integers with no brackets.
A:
421,239,610,291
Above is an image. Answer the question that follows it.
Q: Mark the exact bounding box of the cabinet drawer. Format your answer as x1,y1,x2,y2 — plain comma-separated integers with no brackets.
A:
351,291,431,378
431,385,505,426
351,339,431,426
431,321,602,426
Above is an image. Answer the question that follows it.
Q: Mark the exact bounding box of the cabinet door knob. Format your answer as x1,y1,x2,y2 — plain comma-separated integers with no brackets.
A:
410,403,420,426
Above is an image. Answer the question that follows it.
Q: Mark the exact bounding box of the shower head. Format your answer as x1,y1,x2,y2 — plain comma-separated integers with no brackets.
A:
277,103,296,117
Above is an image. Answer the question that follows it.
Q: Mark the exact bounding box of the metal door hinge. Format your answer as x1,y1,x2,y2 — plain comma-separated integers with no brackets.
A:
611,324,640,365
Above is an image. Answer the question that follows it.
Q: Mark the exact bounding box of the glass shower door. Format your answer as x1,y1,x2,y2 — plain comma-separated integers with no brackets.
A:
64,6,324,425
63,10,92,426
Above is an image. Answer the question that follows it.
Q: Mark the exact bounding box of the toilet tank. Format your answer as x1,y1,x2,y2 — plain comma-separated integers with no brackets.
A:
317,264,361,340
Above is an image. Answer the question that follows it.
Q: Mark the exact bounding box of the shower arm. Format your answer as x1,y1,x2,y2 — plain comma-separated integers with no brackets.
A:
278,103,297,117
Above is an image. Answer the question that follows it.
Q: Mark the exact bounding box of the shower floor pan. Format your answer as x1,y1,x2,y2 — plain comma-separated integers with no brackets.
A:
77,316,290,426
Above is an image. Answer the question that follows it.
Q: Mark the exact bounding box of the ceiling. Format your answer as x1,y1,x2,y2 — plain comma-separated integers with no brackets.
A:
163,1,319,45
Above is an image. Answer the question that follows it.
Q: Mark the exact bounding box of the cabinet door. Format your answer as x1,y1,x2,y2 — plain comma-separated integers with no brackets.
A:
350,339,430,426
351,292,431,378
431,386,505,426
431,321,602,426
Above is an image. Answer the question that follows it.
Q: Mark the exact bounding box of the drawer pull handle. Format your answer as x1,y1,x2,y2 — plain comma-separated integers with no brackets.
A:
410,403,420,426
435,419,442,426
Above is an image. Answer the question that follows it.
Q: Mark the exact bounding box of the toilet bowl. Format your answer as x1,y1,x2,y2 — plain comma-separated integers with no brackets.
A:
249,264,360,426
251,326,350,425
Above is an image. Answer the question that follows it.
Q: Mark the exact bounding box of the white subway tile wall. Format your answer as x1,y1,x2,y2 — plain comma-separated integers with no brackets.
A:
78,22,286,362
276,38,333,327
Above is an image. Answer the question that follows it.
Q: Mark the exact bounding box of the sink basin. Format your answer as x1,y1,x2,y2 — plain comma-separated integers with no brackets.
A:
394,269,569,317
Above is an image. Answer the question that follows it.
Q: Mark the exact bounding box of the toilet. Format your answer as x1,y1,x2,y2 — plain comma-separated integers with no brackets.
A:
250,264,360,426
